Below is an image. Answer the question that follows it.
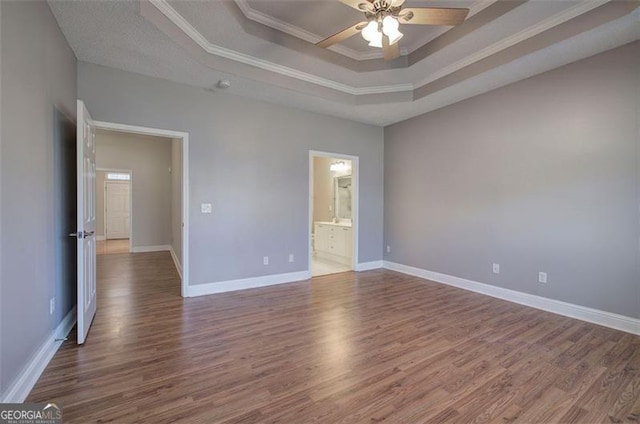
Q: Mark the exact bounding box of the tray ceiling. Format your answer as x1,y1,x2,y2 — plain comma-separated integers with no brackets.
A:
48,0,640,125
236,0,483,60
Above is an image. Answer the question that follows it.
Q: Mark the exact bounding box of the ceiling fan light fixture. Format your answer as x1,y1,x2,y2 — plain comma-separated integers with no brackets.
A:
361,21,379,42
368,32,383,48
330,161,349,172
382,15,403,45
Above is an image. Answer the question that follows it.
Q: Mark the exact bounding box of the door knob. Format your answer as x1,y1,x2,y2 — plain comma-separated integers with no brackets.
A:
69,230,95,239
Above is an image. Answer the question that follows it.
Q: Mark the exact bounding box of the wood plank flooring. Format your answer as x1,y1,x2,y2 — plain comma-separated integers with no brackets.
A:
28,251,639,423
96,239,130,255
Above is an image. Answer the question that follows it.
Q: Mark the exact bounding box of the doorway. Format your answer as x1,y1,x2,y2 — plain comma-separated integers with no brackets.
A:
105,178,131,239
309,151,359,276
92,121,190,297
96,169,132,255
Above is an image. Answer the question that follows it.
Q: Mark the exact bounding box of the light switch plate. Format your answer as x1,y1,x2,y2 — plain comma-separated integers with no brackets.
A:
492,263,500,274
201,203,212,214
539,272,548,284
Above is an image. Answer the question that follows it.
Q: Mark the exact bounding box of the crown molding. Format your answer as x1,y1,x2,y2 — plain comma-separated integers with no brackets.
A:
148,0,615,98
233,0,498,60
233,0,408,61
149,0,414,96
401,0,499,54
416,0,610,87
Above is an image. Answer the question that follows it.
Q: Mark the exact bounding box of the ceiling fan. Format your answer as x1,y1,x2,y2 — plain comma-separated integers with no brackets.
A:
316,0,470,61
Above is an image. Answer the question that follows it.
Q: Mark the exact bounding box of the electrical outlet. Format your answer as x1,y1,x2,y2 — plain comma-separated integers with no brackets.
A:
263,256,269,265
492,263,500,274
49,298,55,315
539,272,548,284
386,245,391,253
200,203,212,214
288,254,294,263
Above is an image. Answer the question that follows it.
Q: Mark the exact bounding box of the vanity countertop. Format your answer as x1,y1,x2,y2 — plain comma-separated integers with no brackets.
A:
315,221,352,228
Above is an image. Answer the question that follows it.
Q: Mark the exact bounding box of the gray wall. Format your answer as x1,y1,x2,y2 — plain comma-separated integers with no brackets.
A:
96,131,172,248
78,63,385,284
0,1,77,395
384,41,640,319
171,138,182,267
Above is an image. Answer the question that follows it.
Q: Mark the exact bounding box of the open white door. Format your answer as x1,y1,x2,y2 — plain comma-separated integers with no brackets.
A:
74,100,97,344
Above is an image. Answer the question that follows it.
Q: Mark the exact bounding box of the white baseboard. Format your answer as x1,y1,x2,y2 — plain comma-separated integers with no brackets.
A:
169,246,183,279
187,270,311,297
96,235,106,241
0,306,77,403
356,261,383,271
383,261,640,336
131,245,171,253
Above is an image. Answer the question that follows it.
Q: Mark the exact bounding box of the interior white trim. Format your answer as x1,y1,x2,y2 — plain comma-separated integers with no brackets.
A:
0,307,77,403
383,261,640,336
233,0,497,60
187,271,311,297
149,0,413,96
93,120,190,297
104,180,132,240
149,0,610,97
169,245,183,279
356,261,383,272
131,244,172,253
309,151,360,276
96,167,133,251
233,0,408,61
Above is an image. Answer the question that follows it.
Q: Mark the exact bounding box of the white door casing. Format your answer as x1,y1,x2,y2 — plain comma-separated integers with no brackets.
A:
76,100,97,345
105,181,130,239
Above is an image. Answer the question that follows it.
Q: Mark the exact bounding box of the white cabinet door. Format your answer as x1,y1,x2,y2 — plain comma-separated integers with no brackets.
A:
341,227,352,258
315,224,329,252
330,227,345,256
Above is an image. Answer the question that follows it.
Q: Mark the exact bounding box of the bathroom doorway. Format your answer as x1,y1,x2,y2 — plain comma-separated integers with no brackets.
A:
309,151,359,276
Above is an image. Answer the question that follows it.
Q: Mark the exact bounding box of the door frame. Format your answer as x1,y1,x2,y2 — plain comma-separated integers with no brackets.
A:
97,168,133,250
93,120,190,297
104,178,132,241
308,150,360,273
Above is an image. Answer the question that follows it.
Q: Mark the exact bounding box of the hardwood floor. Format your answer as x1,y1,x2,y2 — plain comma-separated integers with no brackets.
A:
96,239,130,255
312,255,351,276
28,252,639,423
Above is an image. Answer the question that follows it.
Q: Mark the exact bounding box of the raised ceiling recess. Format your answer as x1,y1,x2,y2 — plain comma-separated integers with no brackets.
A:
49,0,640,125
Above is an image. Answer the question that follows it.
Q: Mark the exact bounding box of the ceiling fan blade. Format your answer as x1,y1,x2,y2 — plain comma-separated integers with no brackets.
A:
398,7,470,26
338,0,374,12
390,0,406,7
317,22,368,48
382,35,400,61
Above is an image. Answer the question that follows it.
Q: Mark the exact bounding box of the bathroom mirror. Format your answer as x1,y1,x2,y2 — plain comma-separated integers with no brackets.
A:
334,175,352,220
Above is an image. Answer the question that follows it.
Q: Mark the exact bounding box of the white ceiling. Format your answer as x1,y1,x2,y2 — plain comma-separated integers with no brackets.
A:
48,0,640,126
